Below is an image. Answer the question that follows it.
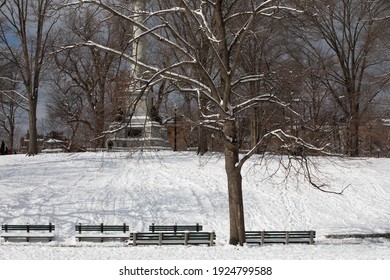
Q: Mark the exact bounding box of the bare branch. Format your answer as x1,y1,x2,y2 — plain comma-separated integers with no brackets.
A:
0,90,29,110
238,127,330,168
301,156,350,195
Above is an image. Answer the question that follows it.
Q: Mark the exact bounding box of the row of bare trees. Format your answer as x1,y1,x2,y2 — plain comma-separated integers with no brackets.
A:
48,5,132,150
1,1,389,156
292,0,390,156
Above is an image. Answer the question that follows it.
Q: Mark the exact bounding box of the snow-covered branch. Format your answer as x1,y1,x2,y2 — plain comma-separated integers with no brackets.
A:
65,1,195,63
178,0,230,78
228,2,301,76
56,39,228,116
238,128,333,169
231,74,266,87
233,94,288,115
270,129,331,153
0,76,23,85
0,89,28,103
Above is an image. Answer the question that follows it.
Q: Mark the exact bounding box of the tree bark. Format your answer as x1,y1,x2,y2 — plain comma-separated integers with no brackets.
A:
347,110,360,157
224,119,246,245
28,98,38,155
197,126,208,155
95,82,106,148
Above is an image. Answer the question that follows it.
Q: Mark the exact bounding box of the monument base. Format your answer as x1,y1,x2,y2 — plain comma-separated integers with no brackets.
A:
106,116,171,151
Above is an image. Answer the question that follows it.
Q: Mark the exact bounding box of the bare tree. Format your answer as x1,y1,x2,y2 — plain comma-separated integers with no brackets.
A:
291,0,390,156
65,0,340,245
52,6,131,148
45,71,87,151
0,0,59,155
0,60,26,151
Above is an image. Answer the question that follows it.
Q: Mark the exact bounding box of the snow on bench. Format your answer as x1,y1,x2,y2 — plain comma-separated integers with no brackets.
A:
1,224,55,242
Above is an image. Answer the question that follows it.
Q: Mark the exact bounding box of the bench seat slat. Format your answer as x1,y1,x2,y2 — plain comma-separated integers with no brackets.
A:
75,233,129,242
75,233,129,238
246,239,312,243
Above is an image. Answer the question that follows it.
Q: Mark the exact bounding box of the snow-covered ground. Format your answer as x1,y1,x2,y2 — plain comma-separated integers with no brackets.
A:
0,151,389,260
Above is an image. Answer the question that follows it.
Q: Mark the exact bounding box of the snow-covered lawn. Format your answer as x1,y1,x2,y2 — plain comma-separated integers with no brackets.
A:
0,151,389,260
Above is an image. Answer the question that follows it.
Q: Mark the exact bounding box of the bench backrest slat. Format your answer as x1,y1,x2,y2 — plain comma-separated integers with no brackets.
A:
1,224,55,232
75,223,129,233
149,223,203,232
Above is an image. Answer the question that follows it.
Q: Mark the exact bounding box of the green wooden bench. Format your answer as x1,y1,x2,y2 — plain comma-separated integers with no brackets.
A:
130,231,216,246
1,224,55,242
75,223,129,242
149,223,203,233
245,230,316,245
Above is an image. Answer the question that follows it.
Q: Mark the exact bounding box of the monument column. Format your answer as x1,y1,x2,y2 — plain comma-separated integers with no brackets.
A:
127,0,150,119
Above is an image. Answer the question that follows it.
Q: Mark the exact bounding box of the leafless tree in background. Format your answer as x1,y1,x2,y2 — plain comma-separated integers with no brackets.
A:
291,0,390,156
0,60,26,150
52,6,131,148
0,0,59,155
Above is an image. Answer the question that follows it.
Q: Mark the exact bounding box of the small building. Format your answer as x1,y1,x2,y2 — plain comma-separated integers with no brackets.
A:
20,131,68,153
41,138,67,153
19,133,44,154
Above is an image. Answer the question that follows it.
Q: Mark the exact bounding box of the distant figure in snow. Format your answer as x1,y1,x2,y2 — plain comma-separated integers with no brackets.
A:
0,140,5,155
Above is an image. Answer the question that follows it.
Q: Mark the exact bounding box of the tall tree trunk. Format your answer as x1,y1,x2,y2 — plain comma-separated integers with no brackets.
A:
28,98,38,155
95,86,106,148
197,126,208,155
197,93,208,155
251,106,260,151
94,106,105,148
224,119,246,245
348,111,360,157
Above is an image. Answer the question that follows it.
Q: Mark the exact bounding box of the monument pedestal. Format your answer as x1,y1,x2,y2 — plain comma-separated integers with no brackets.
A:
107,115,170,151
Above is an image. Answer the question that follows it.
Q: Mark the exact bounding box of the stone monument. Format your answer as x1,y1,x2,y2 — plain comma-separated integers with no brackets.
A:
106,1,169,151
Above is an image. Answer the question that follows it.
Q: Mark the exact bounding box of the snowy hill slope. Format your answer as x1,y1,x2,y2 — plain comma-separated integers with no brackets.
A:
0,151,389,259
